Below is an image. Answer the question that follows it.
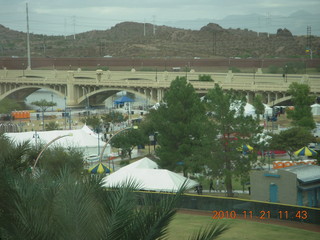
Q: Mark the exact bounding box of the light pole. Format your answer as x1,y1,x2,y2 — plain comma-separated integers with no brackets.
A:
285,65,288,82
51,94,54,111
33,131,40,150
33,133,73,171
64,96,67,130
99,126,138,168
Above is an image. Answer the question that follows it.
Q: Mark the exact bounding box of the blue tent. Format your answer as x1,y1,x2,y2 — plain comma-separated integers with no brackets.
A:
114,96,134,104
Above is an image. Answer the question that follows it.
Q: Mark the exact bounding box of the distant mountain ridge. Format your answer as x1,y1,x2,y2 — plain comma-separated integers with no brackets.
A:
0,21,319,59
165,11,320,36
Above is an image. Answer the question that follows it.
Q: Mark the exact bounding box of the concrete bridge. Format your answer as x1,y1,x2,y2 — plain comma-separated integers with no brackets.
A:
1,68,320,108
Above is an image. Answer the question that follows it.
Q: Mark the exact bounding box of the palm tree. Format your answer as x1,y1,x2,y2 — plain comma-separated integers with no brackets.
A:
0,168,229,240
0,134,229,239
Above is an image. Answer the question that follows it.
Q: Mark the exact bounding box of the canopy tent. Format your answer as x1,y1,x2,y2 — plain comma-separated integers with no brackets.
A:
263,104,273,116
230,102,258,118
5,125,106,156
89,163,112,174
294,147,317,157
114,96,134,104
119,157,158,171
311,104,320,116
102,168,198,192
237,144,253,152
244,103,256,117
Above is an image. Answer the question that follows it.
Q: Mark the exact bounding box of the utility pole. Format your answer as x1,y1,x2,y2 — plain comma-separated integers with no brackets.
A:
152,15,156,36
26,3,31,70
73,16,76,40
265,12,271,38
64,18,67,39
212,32,216,56
307,26,312,59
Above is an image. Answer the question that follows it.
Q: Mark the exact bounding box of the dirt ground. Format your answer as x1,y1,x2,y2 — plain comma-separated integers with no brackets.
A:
177,209,320,233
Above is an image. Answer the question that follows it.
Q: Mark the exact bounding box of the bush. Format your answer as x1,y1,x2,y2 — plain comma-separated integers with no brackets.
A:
198,74,213,81
229,66,241,73
268,65,279,74
283,62,305,74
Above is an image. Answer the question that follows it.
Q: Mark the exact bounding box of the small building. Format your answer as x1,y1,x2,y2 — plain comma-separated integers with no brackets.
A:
250,165,320,207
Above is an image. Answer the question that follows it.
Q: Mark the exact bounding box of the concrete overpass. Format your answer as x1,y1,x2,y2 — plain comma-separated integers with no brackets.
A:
1,68,320,108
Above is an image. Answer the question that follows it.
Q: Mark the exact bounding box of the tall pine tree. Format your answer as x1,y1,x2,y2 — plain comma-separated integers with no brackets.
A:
147,77,208,176
204,84,262,197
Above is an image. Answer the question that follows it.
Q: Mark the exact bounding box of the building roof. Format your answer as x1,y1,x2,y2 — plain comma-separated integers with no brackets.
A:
281,165,320,183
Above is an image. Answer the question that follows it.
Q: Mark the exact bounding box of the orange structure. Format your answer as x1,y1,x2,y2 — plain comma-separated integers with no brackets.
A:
11,111,30,119
273,159,317,169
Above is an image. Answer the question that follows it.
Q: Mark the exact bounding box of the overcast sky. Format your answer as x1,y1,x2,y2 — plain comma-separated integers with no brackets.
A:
0,0,319,35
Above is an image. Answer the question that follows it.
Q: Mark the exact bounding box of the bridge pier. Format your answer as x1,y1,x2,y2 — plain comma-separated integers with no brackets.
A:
66,71,78,107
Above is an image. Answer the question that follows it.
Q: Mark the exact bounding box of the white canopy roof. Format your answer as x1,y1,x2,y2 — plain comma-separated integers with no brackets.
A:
5,125,105,149
119,157,158,171
102,168,198,192
311,104,320,115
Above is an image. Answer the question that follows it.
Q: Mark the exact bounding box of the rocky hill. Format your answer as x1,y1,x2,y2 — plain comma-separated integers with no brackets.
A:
0,22,319,59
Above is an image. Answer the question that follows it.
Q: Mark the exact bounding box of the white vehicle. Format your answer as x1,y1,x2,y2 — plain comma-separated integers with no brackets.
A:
84,154,100,163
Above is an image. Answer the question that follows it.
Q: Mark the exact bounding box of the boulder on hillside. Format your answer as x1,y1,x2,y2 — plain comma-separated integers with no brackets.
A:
276,28,293,37
200,23,224,32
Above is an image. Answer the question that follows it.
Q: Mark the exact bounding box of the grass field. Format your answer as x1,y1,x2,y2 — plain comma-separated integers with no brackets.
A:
168,213,320,240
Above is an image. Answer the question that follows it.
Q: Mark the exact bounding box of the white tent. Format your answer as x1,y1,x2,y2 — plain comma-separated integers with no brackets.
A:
119,157,158,171
5,125,106,156
244,103,256,117
311,104,320,115
263,104,273,116
102,168,198,192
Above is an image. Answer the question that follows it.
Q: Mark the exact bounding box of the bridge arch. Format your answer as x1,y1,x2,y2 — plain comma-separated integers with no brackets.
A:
0,85,65,102
77,87,157,106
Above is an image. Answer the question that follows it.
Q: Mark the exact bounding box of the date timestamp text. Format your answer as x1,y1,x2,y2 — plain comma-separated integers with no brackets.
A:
211,210,308,220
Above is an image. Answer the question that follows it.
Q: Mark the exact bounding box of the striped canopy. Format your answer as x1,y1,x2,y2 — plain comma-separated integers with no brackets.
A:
294,147,317,156
237,144,253,152
88,163,112,174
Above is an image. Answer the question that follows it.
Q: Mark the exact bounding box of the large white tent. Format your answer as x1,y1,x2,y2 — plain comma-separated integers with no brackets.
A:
311,104,320,115
5,125,106,156
102,168,198,192
119,157,159,171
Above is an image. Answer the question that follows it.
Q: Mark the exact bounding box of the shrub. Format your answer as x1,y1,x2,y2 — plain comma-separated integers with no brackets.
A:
228,66,241,73
268,65,279,74
198,74,213,81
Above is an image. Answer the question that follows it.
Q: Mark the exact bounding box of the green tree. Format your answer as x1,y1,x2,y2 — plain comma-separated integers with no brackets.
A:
0,98,21,114
252,95,265,121
31,99,57,131
270,127,316,159
147,77,208,175
81,115,101,130
37,146,84,176
286,82,315,129
204,84,262,197
101,111,128,125
111,128,148,159
45,121,60,131
0,133,31,172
